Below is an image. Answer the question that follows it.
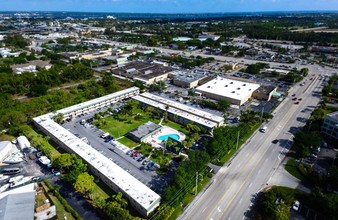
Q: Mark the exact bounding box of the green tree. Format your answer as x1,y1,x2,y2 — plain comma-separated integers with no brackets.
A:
74,172,95,195
52,153,72,172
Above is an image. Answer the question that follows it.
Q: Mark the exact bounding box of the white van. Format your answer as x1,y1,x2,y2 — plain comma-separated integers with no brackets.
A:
260,126,267,133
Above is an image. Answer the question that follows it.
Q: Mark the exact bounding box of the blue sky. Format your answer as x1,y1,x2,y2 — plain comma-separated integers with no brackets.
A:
0,0,338,13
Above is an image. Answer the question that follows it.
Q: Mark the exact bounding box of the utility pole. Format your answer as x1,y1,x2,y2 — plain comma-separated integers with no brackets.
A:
195,172,198,195
236,130,240,150
261,106,265,122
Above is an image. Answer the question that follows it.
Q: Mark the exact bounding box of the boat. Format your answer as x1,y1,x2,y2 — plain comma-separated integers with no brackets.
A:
10,176,33,188
8,175,24,183
38,156,51,167
0,184,10,193
0,174,10,182
3,152,24,164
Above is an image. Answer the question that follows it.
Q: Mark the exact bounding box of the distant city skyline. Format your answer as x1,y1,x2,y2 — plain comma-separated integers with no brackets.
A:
0,0,338,13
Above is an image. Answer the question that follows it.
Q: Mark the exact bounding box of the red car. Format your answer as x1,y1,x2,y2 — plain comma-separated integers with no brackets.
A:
130,151,139,157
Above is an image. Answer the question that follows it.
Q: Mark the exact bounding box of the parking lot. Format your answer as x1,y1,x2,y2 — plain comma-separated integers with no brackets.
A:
61,105,168,193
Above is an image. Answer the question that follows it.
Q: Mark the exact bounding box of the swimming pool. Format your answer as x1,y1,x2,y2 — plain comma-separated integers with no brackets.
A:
158,134,180,141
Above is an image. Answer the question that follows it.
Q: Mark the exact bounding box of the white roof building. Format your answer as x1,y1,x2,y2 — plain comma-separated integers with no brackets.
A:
196,77,260,106
32,87,158,216
133,93,224,129
17,136,31,151
33,114,160,216
55,87,139,119
0,141,12,163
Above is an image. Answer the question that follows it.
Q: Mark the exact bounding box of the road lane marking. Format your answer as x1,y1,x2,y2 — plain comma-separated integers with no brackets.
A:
217,130,277,220
248,183,252,188
202,207,207,213
203,79,321,220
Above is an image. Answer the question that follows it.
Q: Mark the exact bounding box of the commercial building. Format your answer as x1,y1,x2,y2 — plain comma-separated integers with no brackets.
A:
11,60,52,74
171,70,207,88
252,85,278,102
112,61,173,85
195,77,260,105
55,87,139,119
0,141,12,163
198,34,220,41
33,88,160,217
321,111,338,141
133,92,224,129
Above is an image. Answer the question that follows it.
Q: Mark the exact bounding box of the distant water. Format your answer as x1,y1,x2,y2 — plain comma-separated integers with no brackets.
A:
0,11,338,20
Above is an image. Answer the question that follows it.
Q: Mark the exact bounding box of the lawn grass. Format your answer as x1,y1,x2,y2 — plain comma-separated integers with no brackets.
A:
41,182,75,220
91,182,110,201
117,137,139,148
100,109,160,138
0,134,15,141
162,120,188,134
285,158,306,181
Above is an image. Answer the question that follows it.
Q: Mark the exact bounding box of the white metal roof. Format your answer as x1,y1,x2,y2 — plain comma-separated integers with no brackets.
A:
17,136,31,150
33,114,160,212
133,93,224,129
56,87,139,115
196,77,260,102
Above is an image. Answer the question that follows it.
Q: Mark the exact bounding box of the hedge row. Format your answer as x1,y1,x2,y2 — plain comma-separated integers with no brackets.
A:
44,180,82,220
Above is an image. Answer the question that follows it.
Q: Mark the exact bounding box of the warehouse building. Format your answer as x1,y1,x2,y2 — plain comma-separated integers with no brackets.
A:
0,141,12,163
196,77,260,105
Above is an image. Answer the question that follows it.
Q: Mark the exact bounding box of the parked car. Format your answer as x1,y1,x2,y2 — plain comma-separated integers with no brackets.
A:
142,159,150,165
131,151,139,157
292,200,300,211
147,161,155,168
134,153,142,160
138,155,146,162
126,150,134,155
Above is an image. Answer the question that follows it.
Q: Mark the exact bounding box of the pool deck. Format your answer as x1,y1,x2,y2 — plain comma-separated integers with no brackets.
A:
143,126,186,149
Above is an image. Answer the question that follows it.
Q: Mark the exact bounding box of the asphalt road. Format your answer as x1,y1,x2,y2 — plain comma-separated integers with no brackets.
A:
178,70,326,220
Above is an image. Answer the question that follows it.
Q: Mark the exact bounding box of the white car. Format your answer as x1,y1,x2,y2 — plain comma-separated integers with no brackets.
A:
292,200,300,211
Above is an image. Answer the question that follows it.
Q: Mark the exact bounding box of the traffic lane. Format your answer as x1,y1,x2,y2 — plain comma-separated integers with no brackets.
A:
202,81,316,220
224,104,308,220
206,125,283,220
